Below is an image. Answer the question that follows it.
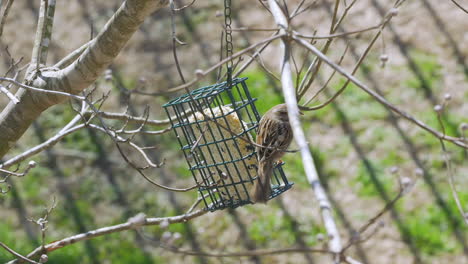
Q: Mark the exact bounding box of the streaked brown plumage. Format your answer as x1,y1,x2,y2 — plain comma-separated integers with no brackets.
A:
251,104,293,204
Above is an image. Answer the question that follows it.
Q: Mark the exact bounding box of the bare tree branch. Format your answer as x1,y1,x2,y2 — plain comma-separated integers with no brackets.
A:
0,0,170,159
293,36,468,149
0,242,40,264
267,0,342,261
7,209,208,264
0,0,14,37
450,0,468,14
133,33,285,96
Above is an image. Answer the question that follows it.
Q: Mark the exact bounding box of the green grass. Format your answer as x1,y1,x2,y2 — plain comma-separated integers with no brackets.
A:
405,203,460,255
93,233,157,263
247,210,297,246
304,225,327,247
404,50,443,92
242,68,283,114
61,129,98,153
45,244,88,264
353,161,394,197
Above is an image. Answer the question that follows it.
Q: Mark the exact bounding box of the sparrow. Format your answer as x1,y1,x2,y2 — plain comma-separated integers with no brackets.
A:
251,104,294,203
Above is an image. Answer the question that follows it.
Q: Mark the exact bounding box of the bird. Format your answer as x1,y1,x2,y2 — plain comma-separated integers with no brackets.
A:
251,104,295,204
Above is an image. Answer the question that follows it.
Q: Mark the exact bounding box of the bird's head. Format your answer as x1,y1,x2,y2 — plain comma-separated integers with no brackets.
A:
270,104,303,122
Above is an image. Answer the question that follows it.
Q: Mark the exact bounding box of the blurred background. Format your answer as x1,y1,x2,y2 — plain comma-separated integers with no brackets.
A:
0,0,467,263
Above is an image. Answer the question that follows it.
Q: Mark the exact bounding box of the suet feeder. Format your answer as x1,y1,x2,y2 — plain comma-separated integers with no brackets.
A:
163,78,293,211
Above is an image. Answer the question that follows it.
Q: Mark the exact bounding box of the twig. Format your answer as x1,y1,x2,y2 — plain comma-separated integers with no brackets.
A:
450,0,468,14
132,34,284,96
290,0,318,19
115,127,172,135
85,110,187,126
302,45,349,106
173,0,196,11
333,0,358,33
0,161,36,176
159,244,331,257
0,77,85,100
250,52,281,81
139,228,333,257
294,21,385,40
0,0,14,37
296,0,342,99
229,27,278,32
342,189,404,252
28,196,58,251
233,32,280,78
436,110,468,224
292,36,468,149
1,123,85,169
0,242,40,264
7,210,208,264
170,0,186,83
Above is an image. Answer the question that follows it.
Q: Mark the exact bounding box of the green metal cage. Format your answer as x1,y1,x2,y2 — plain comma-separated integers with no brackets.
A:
163,78,292,211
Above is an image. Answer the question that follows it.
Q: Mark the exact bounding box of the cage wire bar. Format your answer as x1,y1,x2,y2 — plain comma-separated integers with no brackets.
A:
163,78,293,211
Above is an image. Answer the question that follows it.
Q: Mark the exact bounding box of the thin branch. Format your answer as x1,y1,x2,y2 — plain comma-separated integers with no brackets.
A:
170,0,186,83
1,118,85,169
450,0,468,14
0,242,40,264
0,77,85,100
173,0,196,11
290,0,318,19
302,45,349,106
332,0,358,33
158,243,331,257
296,0,342,99
79,94,201,192
133,34,284,96
0,0,14,37
54,40,91,69
233,32,280,78
116,127,172,135
436,112,468,224
0,161,36,176
293,36,467,149
343,189,404,252
7,210,208,264
294,21,384,40
230,27,278,32
87,110,181,126
300,4,396,109
251,52,281,81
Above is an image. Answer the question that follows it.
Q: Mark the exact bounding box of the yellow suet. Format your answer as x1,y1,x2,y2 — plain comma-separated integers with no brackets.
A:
188,106,256,202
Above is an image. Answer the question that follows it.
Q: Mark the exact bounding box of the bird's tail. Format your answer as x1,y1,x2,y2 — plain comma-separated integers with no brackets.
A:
251,161,273,204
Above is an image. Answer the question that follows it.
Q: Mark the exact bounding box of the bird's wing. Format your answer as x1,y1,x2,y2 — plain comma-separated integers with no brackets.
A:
257,119,291,161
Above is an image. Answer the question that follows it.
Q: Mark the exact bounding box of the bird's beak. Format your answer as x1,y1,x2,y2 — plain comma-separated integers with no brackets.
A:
299,111,304,116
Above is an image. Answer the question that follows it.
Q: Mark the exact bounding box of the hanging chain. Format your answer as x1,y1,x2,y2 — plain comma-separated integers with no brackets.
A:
224,0,233,85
